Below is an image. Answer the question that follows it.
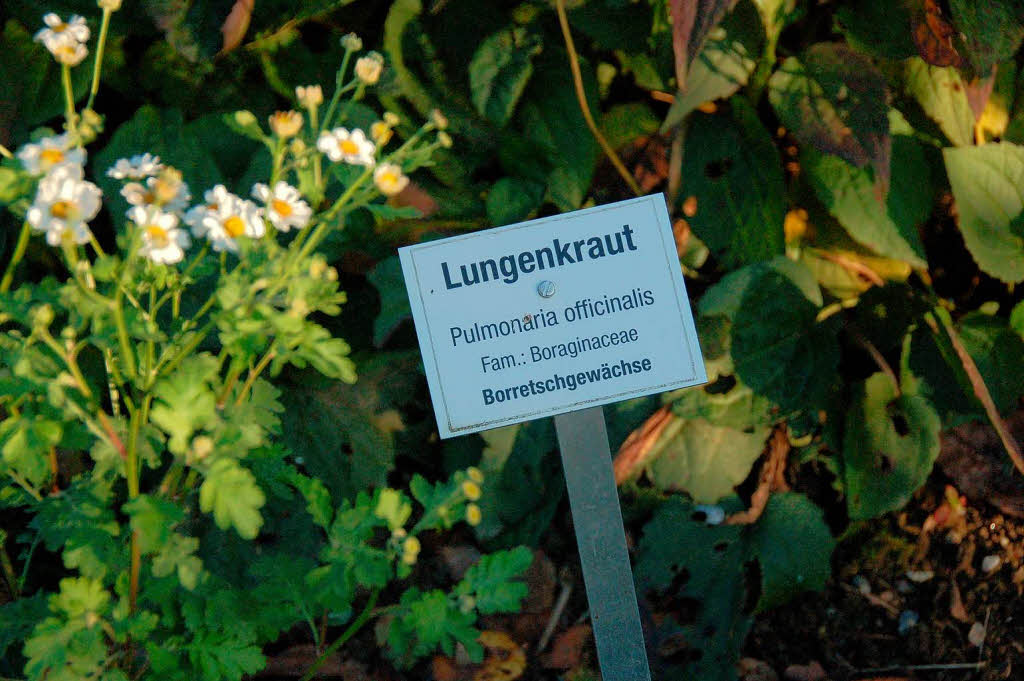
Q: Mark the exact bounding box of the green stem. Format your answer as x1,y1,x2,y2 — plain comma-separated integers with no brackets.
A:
235,348,276,405
61,64,77,136
319,51,355,136
0,221,32,293
113,287,138,380
309,106,323,190
86,8,113,110
299,590,380,681
126,395,151,613
153,319,216,381
0,531,20,599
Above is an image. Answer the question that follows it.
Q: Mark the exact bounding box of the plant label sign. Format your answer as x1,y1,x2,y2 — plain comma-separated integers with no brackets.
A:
398,194,707,438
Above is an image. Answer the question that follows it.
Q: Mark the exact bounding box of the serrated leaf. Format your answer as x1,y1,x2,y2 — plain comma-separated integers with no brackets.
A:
124,494,184,555
199,459,265,539
843,373,941,519
748,492,835,611
769,43,891,192
904,58,975,147
486,177,544,227
681,97,785,267
943,143,1024,283
457,546,532,614
150,354,220,454
469,26,542,126
647,417,770,503
802,136,930,268
731,270,840,413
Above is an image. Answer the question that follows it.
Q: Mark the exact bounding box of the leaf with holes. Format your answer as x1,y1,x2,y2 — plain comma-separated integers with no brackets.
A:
802,136,931,269
943,143,1024,283
843,373,941,520
681,98,785,268
731,270,840,413
768,43,891,192
647,417,770,503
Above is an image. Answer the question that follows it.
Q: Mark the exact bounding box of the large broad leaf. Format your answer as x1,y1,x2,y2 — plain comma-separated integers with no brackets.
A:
681,97,785,267
769,43,891,192
667,0,740,89
943,143,1024,283
485,176,544,227
637,493,835,679
835,0,916,59
518,47,600,210
731,270,840,413
747,492,835,611
843,373,941,520
699,257,822,319
367,256,412,347
903,58,975,147
646,417,770,503
468,27,542,127
661,2,761,130
802,136,930,268
949,0,1024,79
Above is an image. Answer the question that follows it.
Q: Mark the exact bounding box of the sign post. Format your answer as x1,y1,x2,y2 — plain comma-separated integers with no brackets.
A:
399,194,705,679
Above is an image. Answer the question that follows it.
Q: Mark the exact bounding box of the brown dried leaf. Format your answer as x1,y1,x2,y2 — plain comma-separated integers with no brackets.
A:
782,661,827,681
540,624,592,670
473,631,526,681
613,405,675,484
221,0,254,54
912,0,966,68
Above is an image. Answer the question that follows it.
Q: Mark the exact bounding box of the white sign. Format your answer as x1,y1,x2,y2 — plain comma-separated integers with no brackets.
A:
399,195,706,438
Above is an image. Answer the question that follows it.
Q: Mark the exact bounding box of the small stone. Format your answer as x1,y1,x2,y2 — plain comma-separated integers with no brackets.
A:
982,555,1002,573
968,621,986,647
906,569,934,583
852,575,871,595
898,610,920,635
694,504,726,525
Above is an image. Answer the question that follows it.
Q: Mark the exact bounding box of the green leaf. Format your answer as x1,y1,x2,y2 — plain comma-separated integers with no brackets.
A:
748,492,835,611
661,4,760,130
150,353,220,455
949,0,1024,78
486,177,544,227
731,270,840,413
124,494,184,555
954,312,1024,413
199,459,266,539
50,576,110,618
769,43,891,191
943,143,1024,283
151,532,204,591
835,0,916,59
1011,301,1024,339
386,589,480,667
186,633,266,681
903,58,975,147
0,416,62,488
0,166,35,205
843,373,941,519
368,256,412,347
222,110,268,143
699,256,823,319
802,136,931,268
647,417,770,503
469,26,542,126
600,102,660,150
752,0,798,44
456,546,532,614
681,97,785,267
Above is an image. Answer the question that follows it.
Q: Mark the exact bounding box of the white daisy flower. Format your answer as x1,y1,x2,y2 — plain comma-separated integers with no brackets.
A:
251,181,311,232
373,163,409,196
121,169,191,214
183,184,235,232
194,194,265,253
26,163,102,247
107,153,164,180
35,14,90,51
17,133,86,175
316,127,375,166
129,206,190,265
354,52,384,85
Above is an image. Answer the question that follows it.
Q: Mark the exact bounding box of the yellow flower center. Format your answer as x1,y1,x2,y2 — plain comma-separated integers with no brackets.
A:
224,215,246,238
54,22,67,32
40,149,65,165
207,202,219,211
340,139,360,155
146,225,170,248
153,179,178,204
50,200,73,219
143,191,156,204
380,171,398,187
271,198,293,217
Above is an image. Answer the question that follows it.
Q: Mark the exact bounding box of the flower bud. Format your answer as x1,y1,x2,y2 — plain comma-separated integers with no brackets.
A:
437,131,453,149
458,594,476,613
340,32,362,51
467,467,484,483
431,109,449,130
465,503,482,527
98,0,122,10
31,304,55,328
354,52,384,85
460,480,481,501
269,110,303,139
295,84,324,109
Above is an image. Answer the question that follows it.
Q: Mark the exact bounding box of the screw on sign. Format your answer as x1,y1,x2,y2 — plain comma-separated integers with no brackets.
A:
399,195,706,680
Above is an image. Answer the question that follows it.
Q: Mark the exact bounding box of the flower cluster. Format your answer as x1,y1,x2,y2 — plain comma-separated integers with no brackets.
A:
34,13,90,66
